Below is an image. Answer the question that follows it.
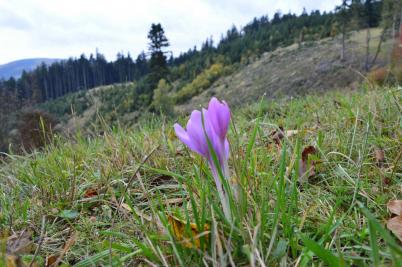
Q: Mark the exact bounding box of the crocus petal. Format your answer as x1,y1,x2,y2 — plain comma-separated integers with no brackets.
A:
212,137,229,167
202,108,227,163
174,123,198,153
186,110,210,158
207,97,231,140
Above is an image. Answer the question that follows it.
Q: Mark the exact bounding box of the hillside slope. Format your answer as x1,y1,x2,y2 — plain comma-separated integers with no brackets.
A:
177,28,392,112
41,28,393,131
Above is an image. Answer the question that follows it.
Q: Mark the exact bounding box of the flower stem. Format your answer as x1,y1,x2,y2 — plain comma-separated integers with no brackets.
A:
210,163,231,222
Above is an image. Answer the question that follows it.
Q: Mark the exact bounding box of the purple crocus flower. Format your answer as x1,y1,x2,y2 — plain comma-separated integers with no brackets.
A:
174,97,232,220
174,97,230,171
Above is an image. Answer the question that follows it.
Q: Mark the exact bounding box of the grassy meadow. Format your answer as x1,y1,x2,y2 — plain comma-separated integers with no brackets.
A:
1,85,401,266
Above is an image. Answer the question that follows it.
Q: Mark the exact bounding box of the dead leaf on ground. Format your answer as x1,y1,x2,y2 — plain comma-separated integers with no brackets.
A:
383,177,391,185
5,231,34,255
269,127,300,144
387,215,402,242
45,254,58,267
268,128,301,153
374,147,385,166
302,146,316,162
269,127,284,145
168,215,210,249
387,200,402,216
299,146,318,179
83,188,99,198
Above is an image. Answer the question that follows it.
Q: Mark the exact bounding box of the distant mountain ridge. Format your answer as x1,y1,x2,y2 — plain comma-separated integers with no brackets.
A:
0,58,61,79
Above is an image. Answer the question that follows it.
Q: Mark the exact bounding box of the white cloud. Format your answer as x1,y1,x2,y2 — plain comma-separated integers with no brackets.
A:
0,0,339,64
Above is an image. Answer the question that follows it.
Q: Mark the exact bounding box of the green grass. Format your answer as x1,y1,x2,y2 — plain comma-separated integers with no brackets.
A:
1,86,401,266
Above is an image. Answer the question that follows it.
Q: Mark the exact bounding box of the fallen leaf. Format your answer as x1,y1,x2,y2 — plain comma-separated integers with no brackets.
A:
268,127,300,153
383,177,391,185
299,146,318,179
270,128,300,143
83,188,98,198
45,254,58,267
302,146,316,162
168,215,210,249
374,147,385,166
387,200,402,216
387,215,402,242
6,231,34,254
270,127,284,145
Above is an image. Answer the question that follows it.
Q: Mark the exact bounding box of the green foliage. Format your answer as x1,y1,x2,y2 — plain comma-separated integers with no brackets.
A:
95,83,138,124
175,63,226,103
151,79,174,116
38,90,91,121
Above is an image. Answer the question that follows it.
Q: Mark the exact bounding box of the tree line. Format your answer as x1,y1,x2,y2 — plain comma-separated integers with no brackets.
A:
0,51,149,103
0,0,391,111
2,0,401,126
1,0,401,152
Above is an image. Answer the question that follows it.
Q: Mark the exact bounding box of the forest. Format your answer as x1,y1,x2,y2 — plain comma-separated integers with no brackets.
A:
0,0,399,153
0,1,384,107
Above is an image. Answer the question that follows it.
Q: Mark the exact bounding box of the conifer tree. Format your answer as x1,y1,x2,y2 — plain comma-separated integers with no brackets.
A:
147,23,170,89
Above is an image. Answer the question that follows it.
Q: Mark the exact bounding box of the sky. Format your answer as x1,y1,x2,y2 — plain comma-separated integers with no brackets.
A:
0,0,339,64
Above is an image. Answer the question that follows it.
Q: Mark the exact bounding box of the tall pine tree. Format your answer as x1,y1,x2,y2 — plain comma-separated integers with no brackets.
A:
147,23,170,90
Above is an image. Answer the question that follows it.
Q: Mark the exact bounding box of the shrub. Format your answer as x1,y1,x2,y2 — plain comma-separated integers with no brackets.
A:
390,36,402,84
97,83,137,117
39,91,91,120
392,65,402,84
16,110,58,151
367,67,390,86
175,63,225,103
152,79,174,116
